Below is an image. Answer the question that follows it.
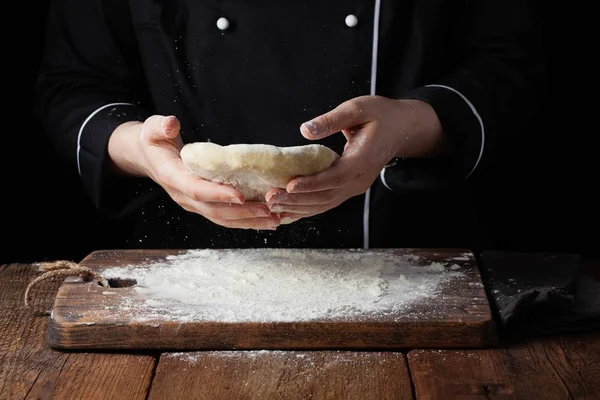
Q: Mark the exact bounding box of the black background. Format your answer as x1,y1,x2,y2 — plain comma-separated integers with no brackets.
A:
1,2,593,263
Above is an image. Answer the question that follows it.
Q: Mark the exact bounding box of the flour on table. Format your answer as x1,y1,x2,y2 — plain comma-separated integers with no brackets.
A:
166,350,384,365
100,249,465,323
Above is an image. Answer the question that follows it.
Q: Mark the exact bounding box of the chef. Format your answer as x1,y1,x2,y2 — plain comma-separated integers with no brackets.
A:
35,0,545,250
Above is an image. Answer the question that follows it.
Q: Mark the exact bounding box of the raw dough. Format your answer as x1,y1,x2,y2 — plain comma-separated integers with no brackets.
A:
180,142,339,201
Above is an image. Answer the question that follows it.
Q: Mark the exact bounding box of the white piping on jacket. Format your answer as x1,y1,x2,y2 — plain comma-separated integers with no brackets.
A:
379,168,392,190
424,84,485,178
363,0,382,249
77,102,134,175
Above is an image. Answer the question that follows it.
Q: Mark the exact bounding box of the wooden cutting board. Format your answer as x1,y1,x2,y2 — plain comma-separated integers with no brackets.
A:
47,248,497,350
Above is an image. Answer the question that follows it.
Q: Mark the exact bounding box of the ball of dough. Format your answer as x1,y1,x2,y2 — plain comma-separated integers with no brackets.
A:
180,142,339,202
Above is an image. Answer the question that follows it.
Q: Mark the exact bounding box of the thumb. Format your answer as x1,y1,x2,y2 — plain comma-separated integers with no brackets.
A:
142,115,181,142
300,99,368,140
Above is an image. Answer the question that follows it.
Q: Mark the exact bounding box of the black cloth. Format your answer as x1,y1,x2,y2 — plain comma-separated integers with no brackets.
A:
34,0,545,249
479,251,600,338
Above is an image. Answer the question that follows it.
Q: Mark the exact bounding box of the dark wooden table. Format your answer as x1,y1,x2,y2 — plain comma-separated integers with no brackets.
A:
1,263,599,399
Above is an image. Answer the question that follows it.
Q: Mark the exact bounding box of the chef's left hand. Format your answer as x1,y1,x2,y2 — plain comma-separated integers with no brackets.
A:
265,95,447,223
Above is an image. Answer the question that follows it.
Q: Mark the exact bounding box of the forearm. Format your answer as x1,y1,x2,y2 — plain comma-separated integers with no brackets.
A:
107,121,147,177
392,99,447,160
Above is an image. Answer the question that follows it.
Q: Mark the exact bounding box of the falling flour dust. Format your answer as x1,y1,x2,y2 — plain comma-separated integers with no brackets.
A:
100,249,467,323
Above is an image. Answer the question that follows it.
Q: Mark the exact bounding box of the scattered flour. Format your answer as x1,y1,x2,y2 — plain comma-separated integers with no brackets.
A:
100,249,465,323
165,349,392,365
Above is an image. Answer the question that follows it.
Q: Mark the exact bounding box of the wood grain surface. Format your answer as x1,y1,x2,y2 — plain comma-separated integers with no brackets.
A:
0,264,157,400
1,261,599,400
407,333,600,399
47,248,497,350
148,350,413,400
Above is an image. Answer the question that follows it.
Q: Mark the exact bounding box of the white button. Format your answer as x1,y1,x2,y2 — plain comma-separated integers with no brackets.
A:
216,17,230,31
345,14,358,28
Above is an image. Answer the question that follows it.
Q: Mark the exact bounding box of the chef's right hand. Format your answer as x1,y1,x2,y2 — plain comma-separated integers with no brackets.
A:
107,115,280,230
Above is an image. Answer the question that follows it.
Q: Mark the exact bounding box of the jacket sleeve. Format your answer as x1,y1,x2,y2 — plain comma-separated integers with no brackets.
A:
382,0,547,192
34,0,157,216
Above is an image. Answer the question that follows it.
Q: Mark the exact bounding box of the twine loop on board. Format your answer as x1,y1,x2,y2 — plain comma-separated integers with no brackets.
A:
24,260,109,310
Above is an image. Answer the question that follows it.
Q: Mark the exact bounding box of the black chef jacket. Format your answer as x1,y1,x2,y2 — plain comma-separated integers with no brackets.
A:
35,0,545,250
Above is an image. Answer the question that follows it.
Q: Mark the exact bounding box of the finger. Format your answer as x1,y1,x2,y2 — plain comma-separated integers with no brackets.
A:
172,190,273,220
141,115,181,142
300,97,370,140
210,214,281,231
199,201,272,220
265,188,286,203
158,162,245,204
286,157,351,193
276,201,343,223
280,215,302,224
279,212,320,224
269,204,326,214
266,188,335,206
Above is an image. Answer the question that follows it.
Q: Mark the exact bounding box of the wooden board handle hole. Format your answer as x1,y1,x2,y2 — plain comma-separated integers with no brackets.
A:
104,278,138,288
